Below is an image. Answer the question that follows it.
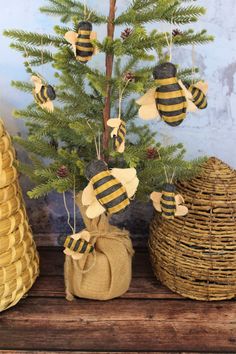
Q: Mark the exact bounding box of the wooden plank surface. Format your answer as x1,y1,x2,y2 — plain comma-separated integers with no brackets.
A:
32,247,180,300
0,351,213,354
1,247,235,353
0,351,191,354
39,247,154,277
1,298,236,352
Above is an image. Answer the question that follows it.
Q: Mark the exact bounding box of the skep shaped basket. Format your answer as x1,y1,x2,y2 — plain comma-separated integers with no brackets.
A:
0,118,39,312
149,157,236,301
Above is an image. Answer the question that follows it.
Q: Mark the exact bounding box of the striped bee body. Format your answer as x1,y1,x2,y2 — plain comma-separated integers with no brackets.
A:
76,21,94,64
113,120,126,151
153,63,187,127
34,85,56,105
91,170,130,215
64,235,94,254
186,84,207,110
160,183,177,219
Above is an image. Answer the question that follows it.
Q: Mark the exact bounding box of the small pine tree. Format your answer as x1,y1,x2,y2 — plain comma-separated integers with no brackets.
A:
4,0,213,223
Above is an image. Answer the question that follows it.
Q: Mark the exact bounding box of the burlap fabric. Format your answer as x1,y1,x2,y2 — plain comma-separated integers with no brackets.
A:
64,192,134,301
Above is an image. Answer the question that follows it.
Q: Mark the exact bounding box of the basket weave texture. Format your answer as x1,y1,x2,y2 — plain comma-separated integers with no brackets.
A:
149,157,236,301
0,119,39,312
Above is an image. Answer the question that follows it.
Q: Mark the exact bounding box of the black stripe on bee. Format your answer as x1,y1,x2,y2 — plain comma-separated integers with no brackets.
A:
76,21,94,63
93,174,114,190
102,191,128,210
96,182,123,200
190,86,207,109
161,193,176,218
34,85,56,104
90,169,130,214
64,237,94,254
156,83,187,127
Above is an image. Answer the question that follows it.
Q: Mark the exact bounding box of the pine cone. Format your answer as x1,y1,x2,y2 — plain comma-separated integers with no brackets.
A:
49,138,58,150
172,28,182,37
57,165,69,178
121,27,133,40
146,147,159,160
123,71,135,82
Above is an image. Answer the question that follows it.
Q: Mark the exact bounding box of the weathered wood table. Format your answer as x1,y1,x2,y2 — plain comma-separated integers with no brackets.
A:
1,245,236,353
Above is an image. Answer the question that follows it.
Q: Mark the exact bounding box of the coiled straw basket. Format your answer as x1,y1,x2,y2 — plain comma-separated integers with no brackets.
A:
149,157,236,301
0,119,39,312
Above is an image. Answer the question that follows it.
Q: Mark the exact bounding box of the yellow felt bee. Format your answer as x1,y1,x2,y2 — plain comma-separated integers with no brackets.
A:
63,230,94,260
136,62,197,127
31,75,56,112
64,21,98,64
107,118,126,153
184,81,208,110
82,160,139,218
150,183,188,219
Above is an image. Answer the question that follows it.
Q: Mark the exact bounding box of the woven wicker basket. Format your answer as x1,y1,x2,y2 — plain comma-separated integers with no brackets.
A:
1,148,15,171
0,119,39,312
149,157,236,301
0,133,11,153
0,181,18,204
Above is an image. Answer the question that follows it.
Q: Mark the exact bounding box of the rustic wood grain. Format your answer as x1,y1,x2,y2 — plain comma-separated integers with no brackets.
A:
0,351,194,354
39,247,153,277
1,298,236,352
29,275,182,299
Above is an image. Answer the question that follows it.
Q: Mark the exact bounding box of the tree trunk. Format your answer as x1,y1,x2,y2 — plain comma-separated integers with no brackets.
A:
102,0,116,159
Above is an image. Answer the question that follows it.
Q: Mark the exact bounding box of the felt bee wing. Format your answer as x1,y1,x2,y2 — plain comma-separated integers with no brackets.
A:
116,141,125,153
111,168,139,198
194,81,208,95
64,31,77,45
31,75,43,94
64,31,77,56
150,191,162,212
178,80,197,113
136,88,161,121
107,117,120,137
82,181,106,218
107,117,121,128
41,101,54,113
107,118,126,153
90,31,99,55
174,194,188,216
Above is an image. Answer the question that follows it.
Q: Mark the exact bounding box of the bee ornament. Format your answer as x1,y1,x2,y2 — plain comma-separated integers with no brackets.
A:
82,160,139,218
63,230,94,260
136,62,197,126
184,81,208,110
150,183,188,219
107,118,126,153
65,21,98,64
31,75,56,112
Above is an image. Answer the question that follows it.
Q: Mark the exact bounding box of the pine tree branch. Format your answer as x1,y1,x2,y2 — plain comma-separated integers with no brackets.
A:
102,0,116,158
4,30,65,47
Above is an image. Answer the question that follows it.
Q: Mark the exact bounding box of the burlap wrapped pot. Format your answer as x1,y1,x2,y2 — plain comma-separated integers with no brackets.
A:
149,157,236,301
64,192,134,301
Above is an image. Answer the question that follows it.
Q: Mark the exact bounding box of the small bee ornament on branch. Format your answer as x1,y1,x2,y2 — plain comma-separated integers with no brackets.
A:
184,81,208,110
65,21,98,64
31,75,56,112
136,62,198,127
82,160,139,218
107,118,126,153
151,183,188,220
63,230,94,260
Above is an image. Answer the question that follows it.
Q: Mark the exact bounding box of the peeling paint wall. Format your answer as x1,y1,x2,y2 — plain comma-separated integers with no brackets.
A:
0,1,235,240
